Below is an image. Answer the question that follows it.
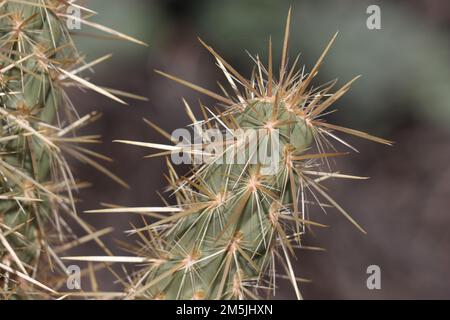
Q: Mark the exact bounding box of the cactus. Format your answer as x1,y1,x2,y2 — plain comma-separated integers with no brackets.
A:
0,0,143,298
87,9,391,300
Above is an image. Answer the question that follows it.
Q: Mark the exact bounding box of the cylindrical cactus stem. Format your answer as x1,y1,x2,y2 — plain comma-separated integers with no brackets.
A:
117,10,391,300
0,1,73,272
143,101,315,299
0,0,139,297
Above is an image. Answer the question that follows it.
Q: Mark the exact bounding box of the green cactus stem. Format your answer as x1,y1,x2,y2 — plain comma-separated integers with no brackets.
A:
91,8,392,300
0,0,141,298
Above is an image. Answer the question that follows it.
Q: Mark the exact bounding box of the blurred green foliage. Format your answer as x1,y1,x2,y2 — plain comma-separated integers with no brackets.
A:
75,0,164,58
195,0,450,131
82,0,450,131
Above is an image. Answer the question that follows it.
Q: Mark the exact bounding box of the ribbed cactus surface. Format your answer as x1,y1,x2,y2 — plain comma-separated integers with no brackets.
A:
108,10,391,300
0,0,136,298
143,102,315,299
0,0,76,271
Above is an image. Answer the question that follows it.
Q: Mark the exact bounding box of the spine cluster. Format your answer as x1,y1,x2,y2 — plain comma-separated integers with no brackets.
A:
113,10,391,300
0,0,137,298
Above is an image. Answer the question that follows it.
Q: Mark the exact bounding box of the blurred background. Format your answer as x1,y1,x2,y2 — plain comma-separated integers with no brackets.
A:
68,0,450,299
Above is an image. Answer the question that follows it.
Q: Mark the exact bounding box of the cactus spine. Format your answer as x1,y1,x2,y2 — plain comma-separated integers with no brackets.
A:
0,0,140,298
93,9,391,300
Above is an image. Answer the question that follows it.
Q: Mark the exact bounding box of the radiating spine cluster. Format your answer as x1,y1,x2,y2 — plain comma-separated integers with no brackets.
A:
0,0,142,298
89,9,391,300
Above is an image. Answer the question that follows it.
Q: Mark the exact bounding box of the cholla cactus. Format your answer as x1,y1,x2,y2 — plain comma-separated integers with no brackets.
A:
0,0,143,298
88,9,391,300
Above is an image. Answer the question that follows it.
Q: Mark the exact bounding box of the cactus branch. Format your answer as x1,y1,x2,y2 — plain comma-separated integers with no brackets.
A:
86,9,392,300
0,0,142,298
